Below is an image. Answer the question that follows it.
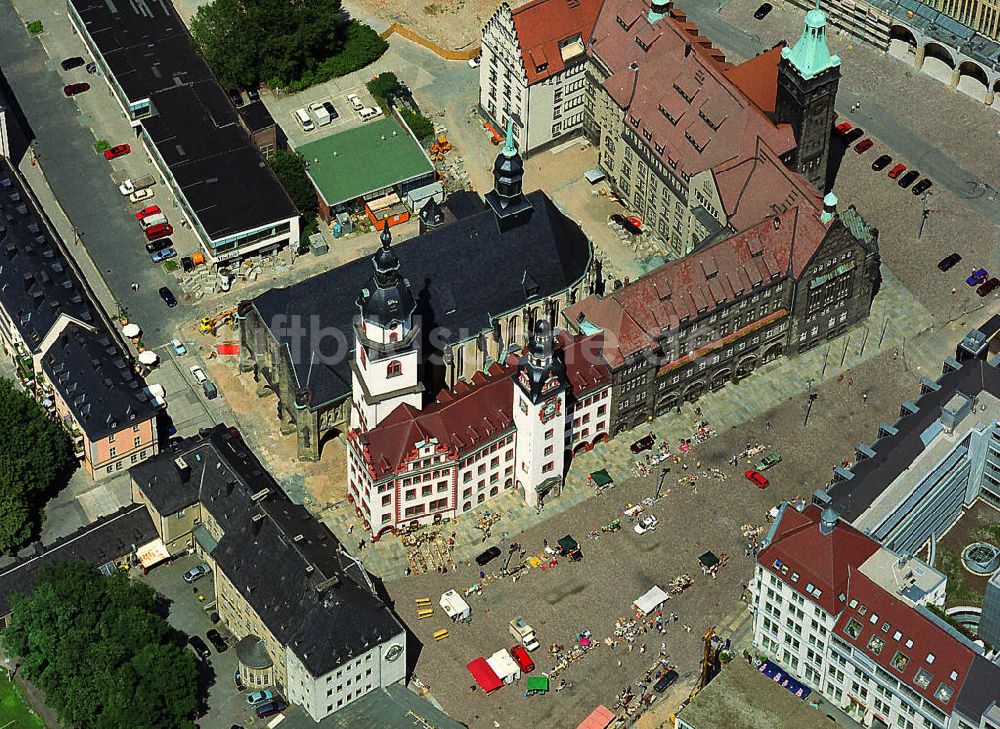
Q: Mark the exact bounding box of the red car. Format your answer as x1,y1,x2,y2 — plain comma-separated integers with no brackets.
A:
510,645,534,673
977,277,1000,297
854,139,873,154
63,82,91,96
103,144,131,160
135,205,161,221
144,223,173,241
745,470,768,489
887,163,906,180
833,121,852,135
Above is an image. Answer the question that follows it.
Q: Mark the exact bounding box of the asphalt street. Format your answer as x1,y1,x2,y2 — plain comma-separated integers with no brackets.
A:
674,0,1000,226
0,0,187,346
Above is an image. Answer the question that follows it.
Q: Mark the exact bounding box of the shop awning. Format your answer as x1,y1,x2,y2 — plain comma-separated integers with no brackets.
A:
589,469,614,487
136,538,170,568
633,585,669,615
466,657,502,693
486,649,520,684
576,705,615,729
758,659,811,699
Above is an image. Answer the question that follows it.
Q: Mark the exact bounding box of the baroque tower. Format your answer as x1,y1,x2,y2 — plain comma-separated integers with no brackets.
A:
774,5,841,192
350,225,423,432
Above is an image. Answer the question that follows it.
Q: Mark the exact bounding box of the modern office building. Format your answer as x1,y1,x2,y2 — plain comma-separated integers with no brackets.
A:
751,503,1000,729
67,0,300,264
130,425,406,722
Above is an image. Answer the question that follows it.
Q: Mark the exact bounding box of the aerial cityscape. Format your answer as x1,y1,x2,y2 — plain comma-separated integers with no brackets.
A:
0,0,997,725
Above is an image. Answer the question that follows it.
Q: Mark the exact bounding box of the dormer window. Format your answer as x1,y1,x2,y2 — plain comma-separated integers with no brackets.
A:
536,63,548,73
387,360,402,378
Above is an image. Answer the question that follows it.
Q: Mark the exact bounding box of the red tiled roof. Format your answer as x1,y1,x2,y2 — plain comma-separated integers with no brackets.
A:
723,45,785,114
833,571,975,714
358,334,610,479
565,205,826,367
512,0,603,84
757,505,880,615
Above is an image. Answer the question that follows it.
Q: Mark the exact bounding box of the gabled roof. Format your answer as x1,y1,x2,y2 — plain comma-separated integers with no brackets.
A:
723,45,785,114
511,0,603,84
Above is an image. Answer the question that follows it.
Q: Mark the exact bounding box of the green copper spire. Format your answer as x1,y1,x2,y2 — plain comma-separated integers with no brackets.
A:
502,118,517,158
647,0,669,23
782,4,841,80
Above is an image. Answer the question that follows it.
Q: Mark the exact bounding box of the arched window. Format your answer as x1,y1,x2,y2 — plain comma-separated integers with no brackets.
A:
507,316,518,349
389,331,399,343
387,360,402,378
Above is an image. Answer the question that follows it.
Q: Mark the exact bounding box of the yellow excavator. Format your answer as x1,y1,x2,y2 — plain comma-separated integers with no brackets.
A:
198,307,238,336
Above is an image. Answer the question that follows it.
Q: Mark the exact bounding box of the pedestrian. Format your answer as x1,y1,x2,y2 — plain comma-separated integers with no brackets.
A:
684,624,691,633
862,393,868,406
480,570,485,580
640,643,647,654
765,421,772,430
661,641,666,651
470,684,477,692
543,538,548,549
617,660,622,667
951,287,957,294
347,524,354,535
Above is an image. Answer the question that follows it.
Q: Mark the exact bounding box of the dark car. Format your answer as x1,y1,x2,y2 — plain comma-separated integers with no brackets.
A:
255,700,287,719
61,56,85,71
206,629,228,652
63,82,91,96
228,89,244,107
610,213,642,235
85,61,97,74
322,101,339,119
653,669,680,693
158,286,177,308
753,2,773,19
146,237,173,254
188,635,211,660
897,170,919,189
247,88,260,102
475,546,501,566
978,277,1000,297
842,128,865,144
937,253,962,272
912,178,933,196
871,154,892,172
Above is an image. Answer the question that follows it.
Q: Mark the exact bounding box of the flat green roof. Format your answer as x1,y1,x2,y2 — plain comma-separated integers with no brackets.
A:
298,116,434,207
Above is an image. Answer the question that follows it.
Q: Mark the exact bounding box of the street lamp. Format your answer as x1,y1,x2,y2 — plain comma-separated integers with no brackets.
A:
655,467,670,500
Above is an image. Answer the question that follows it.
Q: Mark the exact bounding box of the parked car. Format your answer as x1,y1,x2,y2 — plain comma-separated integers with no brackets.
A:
309,101,332,126
145,223,173,242
854,139,873,154
139,213,167,230
191,365,217,399
150,247,176,263
937,253,962,272
321,100,339,120
61,56,85,71
183,563,211,583
468,55,482,68
255,700,286,719
247,88,260,102
978,277,1000,297
967,268,988,286
158,286,177,308
136,206,161,221
610,213,642,235
145,237,172,254
871,154,892,172
887,163,906,180
103,144,131,160
85,61,97,74
129,188,155,204
510,645,535,673
754,451,782,472
246,690,274,706
187,635,211,660
833,121,852,135
228,89,244,108
206,629,228,653
475,546,501,566
634,514,658,534
745,470,769,488
897,170,919,189
294,107,314,132
912,179,933,196
169,338,187,356
753,2,773,19
843,128,865,144
190,365,209,384
653,669,680,693
347,93,364,111
62,82,90,96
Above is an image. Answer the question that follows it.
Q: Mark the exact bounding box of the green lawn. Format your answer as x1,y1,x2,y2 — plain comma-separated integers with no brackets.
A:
0,675,44,729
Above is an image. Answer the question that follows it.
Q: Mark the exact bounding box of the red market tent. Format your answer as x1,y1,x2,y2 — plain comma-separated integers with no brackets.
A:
576,705,615,729
466,657,503,693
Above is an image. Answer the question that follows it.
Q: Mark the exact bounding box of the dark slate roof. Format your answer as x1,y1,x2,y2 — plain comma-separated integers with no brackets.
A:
0,504,156,616
827,357,1000,521
955,654,1000,722
68,0,298,242
276,683,467,729
130,425,403,676
251,190,593,407
39,323,157,441
237,100,277,134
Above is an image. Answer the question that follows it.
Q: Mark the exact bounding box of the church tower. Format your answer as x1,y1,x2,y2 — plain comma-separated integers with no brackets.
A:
513,321,568,508
774,5,841,192
350,225,423,432
484,119,534,232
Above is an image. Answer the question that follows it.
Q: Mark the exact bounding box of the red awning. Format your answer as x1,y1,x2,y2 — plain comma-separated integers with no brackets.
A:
466,657,503,693
576,705,615,729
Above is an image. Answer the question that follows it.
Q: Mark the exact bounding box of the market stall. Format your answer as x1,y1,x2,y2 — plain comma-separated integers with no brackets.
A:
633,585,669,616
467,657,503,693
486,649,521,684
440,589,471,621
576,705,615,729
588,469,614,490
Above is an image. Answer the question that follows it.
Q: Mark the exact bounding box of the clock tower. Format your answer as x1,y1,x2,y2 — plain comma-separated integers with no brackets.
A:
774,4,841,192
513,320,568,508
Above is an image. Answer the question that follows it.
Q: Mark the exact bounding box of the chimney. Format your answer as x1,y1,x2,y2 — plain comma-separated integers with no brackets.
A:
819,507,838,535
821,192,838,225
174,456,191,482
685,42,693,57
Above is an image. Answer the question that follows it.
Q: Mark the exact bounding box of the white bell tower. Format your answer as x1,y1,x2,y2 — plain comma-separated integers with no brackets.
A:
350,225,423,432
513,320,568,508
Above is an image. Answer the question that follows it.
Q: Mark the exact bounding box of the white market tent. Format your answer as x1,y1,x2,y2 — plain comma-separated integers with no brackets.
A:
440,589,471,620
633,585,670,616
486,649,521,684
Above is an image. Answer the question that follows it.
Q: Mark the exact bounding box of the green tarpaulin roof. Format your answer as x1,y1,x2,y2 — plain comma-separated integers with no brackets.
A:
527,676,549,691
590,469,614,487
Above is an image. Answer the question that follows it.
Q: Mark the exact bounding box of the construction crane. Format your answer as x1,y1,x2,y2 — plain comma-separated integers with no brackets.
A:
687,627,722,702
199,307,238,336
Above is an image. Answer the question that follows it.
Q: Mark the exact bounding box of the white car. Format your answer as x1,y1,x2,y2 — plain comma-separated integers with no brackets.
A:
347,93,364,112
468,55,481,68
359,106,382,121
190,364,208,384
634,515,658,535
129,188,154,204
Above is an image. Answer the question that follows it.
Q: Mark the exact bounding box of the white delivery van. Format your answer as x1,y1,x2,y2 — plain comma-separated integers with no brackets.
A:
309,102,331,126
294,108,314,132
139,213,167,229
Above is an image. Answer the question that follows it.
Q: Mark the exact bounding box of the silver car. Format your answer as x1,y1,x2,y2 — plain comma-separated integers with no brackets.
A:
183,563,211,583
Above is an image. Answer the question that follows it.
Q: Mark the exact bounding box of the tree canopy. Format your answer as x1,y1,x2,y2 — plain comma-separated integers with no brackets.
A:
2,562,199,729
191,0,386,91
0,378,73,553
268,150,318,243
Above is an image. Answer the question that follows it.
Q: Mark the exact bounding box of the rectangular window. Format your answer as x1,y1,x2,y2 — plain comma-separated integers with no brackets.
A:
134,436,142,448
109,447,117,457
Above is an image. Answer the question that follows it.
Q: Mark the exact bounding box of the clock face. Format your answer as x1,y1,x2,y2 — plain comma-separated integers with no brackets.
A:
385,644,403,662
539,399,559,423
